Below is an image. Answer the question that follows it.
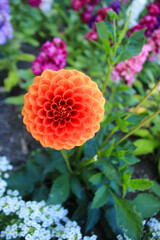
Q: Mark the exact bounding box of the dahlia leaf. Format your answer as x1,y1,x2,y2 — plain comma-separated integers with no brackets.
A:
133,193,160,218
129,179,153,192
47,175,70,205
113,196,143,240
91,185,109,209
86,203,100,233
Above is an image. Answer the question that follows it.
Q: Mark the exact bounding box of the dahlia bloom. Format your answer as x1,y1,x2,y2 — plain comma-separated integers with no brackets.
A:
112,44,152,85
22,69,105,150
0,0,13,45
32,38,68,76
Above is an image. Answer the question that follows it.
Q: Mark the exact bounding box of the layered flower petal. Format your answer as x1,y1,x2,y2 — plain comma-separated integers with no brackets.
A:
22,69,105,150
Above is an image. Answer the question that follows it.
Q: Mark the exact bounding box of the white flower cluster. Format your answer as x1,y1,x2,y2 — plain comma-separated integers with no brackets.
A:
0,156,97,240
147,218,160,239
39,0,54,14
126,0,148,28
117,218,160,240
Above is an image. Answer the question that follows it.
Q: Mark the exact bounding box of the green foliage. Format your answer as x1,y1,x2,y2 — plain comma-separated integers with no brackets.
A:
133,193,160,218
118,29,145,62
91,185,109,209
47,175,70,205
4,71,20,92
134,139,159,155
114,196,143,240
5,95,24,105
86,204,100,232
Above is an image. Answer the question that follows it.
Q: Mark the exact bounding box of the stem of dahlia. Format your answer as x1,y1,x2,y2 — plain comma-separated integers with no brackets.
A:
100,80,160,148
102,65,113,94
61,149,73,174
115,109,160,146
75,156,97,174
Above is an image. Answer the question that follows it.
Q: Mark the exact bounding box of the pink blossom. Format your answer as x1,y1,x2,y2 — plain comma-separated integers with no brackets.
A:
127,15,158,37
112,44,151,85
147,3,160,15
28,0,41,7
32,38,68,75
95,7,112,22
148,28,160,58
84,29,98,41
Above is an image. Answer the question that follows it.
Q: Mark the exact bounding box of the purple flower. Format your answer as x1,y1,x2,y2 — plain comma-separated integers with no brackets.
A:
110,1,121,14
0,0,13,45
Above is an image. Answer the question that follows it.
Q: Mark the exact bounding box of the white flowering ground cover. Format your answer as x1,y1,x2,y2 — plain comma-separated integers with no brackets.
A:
0,156,97,240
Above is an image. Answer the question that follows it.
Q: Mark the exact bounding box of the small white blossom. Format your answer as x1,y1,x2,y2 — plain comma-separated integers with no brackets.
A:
0,156,97,240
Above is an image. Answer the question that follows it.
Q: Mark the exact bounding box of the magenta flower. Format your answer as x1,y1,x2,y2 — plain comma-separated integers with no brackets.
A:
28,0,41,7
112,44,152,86
32,38,68,76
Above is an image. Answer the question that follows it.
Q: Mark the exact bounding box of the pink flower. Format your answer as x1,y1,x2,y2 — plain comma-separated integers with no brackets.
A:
147,3,160,15
32,38,68,75
112,44,152,85
95,7,112,22
127,15,158,37
84,29,98,41
28,0,41,7
148,28,160,60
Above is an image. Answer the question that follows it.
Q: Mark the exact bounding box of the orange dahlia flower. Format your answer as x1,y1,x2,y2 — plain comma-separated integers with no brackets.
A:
22,69,105,150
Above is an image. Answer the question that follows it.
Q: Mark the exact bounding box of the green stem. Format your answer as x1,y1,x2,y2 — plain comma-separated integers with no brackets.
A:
75,145,83,163
100,80,160,148
131,79,160,114
115,110,160,146
101,66,113,94
75,156,97,174
61,149,73,174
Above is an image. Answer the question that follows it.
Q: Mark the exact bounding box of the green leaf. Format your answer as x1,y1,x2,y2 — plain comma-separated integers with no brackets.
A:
32,185,49,201
71,176,84,200
86,203,100,232
133,129,151,138
89,173,102,185
96,158,120,183
44,151,68,175
92,185,109,209
121,172,132,197
114,196,143,240
47,175,70,205
134,139,159,155
7,170,34,196
118,29,145,62
17,53,35,61
124,153,140,165
151,181,160,198
4,71,20,92
5,95,24,105
116,118,128,133
129,179,153,191
100,139,115,158
133,193,160,218
84,138,98,158
96,21,109,40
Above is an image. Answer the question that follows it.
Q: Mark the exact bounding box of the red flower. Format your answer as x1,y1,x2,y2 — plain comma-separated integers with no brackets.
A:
22,69,105,150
